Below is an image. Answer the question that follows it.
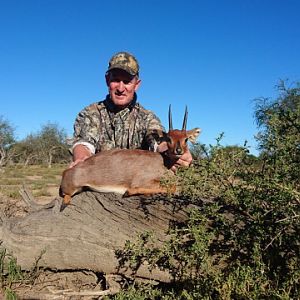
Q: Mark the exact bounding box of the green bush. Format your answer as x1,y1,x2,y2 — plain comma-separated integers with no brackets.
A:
110,82,300,299
0,248,23,299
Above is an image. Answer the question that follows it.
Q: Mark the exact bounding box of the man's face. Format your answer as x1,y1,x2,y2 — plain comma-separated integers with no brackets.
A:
106,69,141,109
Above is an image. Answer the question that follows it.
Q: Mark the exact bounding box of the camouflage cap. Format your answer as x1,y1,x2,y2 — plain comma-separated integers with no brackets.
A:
107,52,139,76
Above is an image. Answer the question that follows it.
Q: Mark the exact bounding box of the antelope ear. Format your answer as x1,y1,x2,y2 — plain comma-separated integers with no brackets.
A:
187,128,201,144
161,131,171,143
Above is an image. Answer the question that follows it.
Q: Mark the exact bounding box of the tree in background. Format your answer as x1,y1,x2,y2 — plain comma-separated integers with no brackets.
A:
11,134,39,166
35,123,70,167
255,80,300,182
0,116,16,167
12,123,70,167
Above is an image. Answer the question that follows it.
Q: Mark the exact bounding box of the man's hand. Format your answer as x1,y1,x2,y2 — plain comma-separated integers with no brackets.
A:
170,150,193,172
69,144,92,168
69,157,90,168
157,142,193,172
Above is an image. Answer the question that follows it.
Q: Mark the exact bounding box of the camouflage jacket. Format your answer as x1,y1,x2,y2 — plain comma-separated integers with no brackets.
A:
72,94,165,153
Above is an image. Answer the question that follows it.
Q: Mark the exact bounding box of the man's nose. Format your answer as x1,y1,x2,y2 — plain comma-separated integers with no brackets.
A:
117,80,125,90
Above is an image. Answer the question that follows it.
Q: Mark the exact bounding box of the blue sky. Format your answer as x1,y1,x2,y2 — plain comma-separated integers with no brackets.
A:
1,0,300,155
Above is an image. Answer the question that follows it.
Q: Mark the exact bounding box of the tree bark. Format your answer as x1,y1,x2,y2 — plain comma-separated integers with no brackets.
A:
0,190,194,282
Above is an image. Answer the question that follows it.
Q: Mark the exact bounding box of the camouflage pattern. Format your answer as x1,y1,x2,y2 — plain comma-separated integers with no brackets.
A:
107,52,139,76
72,95,165,153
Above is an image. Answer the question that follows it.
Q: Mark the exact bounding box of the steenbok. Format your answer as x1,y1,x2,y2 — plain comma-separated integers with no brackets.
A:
60,106,200,207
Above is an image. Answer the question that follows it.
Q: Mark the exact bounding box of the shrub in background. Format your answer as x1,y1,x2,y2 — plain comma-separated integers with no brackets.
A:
111,82,300,299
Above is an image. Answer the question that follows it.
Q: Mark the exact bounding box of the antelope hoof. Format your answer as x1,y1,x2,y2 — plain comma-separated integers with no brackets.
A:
60,195,71,211
60,202,68,212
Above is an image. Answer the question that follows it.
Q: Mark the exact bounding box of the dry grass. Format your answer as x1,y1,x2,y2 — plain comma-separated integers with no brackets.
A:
0,164,67,203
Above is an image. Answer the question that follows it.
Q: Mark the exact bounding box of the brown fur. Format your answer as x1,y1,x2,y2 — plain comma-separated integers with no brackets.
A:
60,128,200,206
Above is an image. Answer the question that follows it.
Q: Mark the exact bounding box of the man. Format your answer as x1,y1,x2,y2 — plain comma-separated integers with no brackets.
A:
70,51,192,171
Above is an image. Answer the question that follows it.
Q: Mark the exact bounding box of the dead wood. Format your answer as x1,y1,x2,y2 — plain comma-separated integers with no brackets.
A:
19,185,58,212
0,191,195,283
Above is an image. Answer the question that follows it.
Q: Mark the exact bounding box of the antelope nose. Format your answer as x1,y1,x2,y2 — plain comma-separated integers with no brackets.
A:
175,147,183,155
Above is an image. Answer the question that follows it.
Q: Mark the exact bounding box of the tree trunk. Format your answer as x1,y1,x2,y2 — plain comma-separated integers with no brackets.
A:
0,190,194,282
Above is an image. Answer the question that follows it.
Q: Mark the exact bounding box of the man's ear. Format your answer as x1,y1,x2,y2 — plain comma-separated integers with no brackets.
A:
134,78,141,92
187,128,201,144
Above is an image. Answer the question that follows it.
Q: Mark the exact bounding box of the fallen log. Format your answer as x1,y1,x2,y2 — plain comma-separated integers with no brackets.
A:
0,189,194,282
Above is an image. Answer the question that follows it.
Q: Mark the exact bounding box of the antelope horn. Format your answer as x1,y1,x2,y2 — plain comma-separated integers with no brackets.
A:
168,104,173,130
182,106,188,130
